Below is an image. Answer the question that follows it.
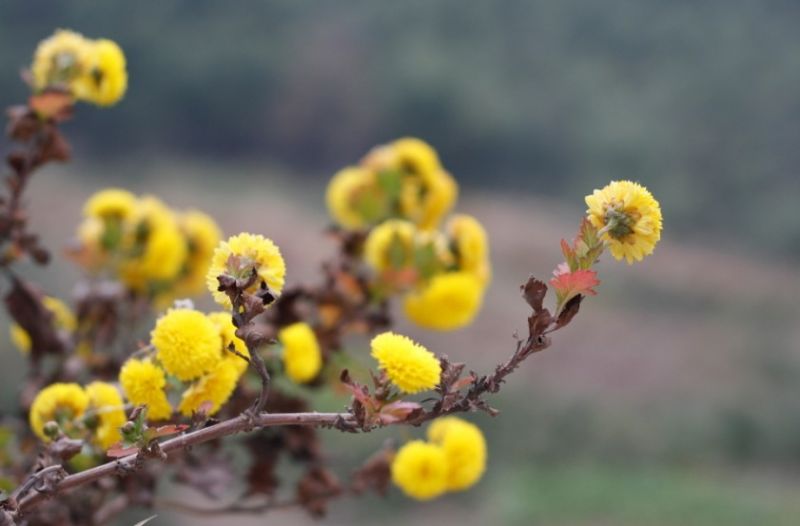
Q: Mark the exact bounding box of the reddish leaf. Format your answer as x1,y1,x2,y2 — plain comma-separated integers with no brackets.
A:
550,268,599,308
150,424,189,438
28,90,74,121
106,444,140,458
378,401,422,424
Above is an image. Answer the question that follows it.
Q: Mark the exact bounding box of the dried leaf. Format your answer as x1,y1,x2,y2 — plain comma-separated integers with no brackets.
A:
351,445,394,496
521,276,548,312
3,278,65,361
555,295,583,329
296,467,342,518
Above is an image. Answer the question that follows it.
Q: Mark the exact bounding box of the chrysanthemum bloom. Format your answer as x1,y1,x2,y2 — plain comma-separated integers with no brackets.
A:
119,359,172,420
31,29,92,94
363,219,417,272
178,360,241,416
403,271,484,331
10,296,76,354
585,180,663,264
427,417,487,491
83,188,137,221
446,214,491,285
370,332,440,394
409,169,458,231
29,383,89,441
391,440,449,500
206,233,286,308
119,196,188,290
73,39,127,106
84,382,126,450
326,167,382,229
206,311,250,375
151,308,221,381
362,138,458,230
278,322,323,384
174,210,222,296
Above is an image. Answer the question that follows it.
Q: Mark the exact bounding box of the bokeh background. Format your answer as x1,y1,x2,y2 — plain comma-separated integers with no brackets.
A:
2,1,800,524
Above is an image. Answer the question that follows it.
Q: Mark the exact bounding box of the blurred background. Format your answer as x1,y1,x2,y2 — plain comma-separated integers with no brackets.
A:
2,1,800,524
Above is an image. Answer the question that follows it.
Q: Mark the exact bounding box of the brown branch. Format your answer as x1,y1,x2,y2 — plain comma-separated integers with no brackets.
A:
14,327,555,517
15,412,352,515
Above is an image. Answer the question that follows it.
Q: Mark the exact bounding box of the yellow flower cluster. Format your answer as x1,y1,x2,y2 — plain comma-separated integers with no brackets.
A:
206,233,286,308
31,29,127,106
327,140,491,331
391,417,487,500
278,322,323,384
326,138,457,230
74,189,221,302
9,296,75,354
363,213,491,331
585,180,663,263
119,309,250,419
370,332,440,394
29,381,126,450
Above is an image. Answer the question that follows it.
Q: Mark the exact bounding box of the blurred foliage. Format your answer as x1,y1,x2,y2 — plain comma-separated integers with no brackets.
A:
1,1,800,259
497,464,800,526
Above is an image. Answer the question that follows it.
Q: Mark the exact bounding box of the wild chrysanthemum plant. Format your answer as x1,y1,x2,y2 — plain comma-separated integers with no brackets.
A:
0,30,662,525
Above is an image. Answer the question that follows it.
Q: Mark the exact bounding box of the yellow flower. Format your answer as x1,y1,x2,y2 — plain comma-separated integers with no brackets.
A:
278,322,322,383
118,359,172,421
119,197,188,290
9,296,76,354
412,169,458,231
403,272,484,331
362,138,458,230
370,332,440,394
427,417,487,491
31,29,92,93
178,360,241,417
446,214,491,285
363,219,417,272
83,188,137,220
73,39,127,106
206,233,286,308
392,138,442,179
174,210,223,296
585,180,663,264
85,382,126,450
391,440,448,500
206,311,250,375
151,308,221,381
326,167,380,229
29,383,89,441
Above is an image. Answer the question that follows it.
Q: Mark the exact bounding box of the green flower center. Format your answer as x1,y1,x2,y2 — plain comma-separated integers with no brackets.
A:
603,206,639,240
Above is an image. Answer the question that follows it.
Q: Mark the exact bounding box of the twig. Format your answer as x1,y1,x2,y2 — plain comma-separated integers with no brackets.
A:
15,412,351,515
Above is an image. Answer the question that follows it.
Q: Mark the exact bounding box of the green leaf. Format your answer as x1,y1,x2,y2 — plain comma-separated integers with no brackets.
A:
414,242,441,279
387,232,408,269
